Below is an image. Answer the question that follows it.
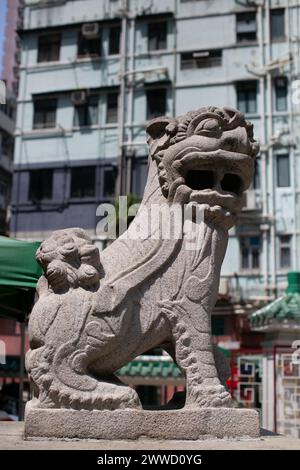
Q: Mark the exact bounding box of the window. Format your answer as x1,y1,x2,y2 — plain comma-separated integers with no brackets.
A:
240,236,261,270
0,181,8,209
181,49,222,70
276,154,290,187
0,100,15,119
133,158,148,197
236,81,257,114
78,30,101,57
103,167,116,197
106,92,118,123
146,88,167,120
236,12,257,43
270,9,285,42
28,169,53,201
274,77,287,112
71,166,95,198
33,98,57,129
253,159,260,189
109,25,121,55
1,132,14,157
37,33,61,62
279,235,291,269
148,21,167,51
73,94,99,127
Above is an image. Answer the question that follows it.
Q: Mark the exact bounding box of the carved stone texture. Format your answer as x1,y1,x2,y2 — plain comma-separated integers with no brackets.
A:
25,106,260,439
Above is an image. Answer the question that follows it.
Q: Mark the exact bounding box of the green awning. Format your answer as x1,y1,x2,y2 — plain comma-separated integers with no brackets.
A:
0,236,42,322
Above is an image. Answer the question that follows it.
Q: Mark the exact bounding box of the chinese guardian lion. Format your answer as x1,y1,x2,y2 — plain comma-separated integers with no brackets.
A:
26,106,258,412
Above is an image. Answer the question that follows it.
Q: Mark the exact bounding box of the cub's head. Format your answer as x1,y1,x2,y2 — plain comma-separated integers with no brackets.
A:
36,228,101,292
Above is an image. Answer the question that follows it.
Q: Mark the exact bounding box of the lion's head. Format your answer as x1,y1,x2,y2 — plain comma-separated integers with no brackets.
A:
146,106,259,228
36,228,101,292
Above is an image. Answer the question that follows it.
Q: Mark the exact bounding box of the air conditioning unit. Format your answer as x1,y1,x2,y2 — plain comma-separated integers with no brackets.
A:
243,190,260,211
82,23,99,38
71,90,86,105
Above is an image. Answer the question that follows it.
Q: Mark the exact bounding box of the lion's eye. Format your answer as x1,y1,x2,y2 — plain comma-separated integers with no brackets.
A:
194,118,220,135
64,243,75,251
61,243,76,256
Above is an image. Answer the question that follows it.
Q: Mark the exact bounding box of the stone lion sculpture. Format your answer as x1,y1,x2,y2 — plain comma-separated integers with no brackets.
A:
26,106,258,413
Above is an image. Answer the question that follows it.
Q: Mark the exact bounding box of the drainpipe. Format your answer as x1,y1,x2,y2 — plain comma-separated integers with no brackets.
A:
14,26,29,238
116,0,128,196
266,0,276,297
286,0,298,271
172,0,178,117
258,1,269,297
126,12,136,194
295,0,300,270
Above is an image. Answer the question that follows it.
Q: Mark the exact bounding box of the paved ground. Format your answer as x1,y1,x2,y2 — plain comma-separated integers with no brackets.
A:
0,422,299,450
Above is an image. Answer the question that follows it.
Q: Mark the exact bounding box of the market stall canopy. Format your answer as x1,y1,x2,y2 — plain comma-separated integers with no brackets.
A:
0,236,42,322
249,272,300,331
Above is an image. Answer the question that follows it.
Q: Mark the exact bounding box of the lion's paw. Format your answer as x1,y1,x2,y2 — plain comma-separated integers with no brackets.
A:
46,379,142,411
186,384,233,408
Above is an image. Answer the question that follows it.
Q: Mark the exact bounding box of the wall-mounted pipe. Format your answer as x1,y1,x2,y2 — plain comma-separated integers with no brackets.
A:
258,2,269,297
116,0,128,196
266,0,276,297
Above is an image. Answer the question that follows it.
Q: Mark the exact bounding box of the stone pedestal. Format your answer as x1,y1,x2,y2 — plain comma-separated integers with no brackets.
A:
24,402,260,440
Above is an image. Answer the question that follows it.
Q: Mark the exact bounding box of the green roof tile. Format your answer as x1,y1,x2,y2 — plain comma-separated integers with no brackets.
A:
250,290,300,329
117,357,183,379
117,349,227,380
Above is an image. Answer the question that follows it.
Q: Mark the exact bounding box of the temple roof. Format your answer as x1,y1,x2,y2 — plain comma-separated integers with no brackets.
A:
249,272,300,331
117,356,183,383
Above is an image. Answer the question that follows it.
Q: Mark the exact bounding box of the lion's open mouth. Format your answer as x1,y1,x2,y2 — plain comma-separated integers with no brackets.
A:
178,149,249,194
167,148,253,228
185,169,243,195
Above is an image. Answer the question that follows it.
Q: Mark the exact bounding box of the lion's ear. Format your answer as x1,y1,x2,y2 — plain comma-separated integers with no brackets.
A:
146,117,173,141
146,117,177,160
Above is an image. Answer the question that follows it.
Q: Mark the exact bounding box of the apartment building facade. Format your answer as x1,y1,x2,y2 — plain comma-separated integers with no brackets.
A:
0,96,14,234
0,0,22,234
11,0,300,343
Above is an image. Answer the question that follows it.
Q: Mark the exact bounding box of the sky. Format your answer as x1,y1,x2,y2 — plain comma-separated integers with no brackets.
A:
0,0,7,77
